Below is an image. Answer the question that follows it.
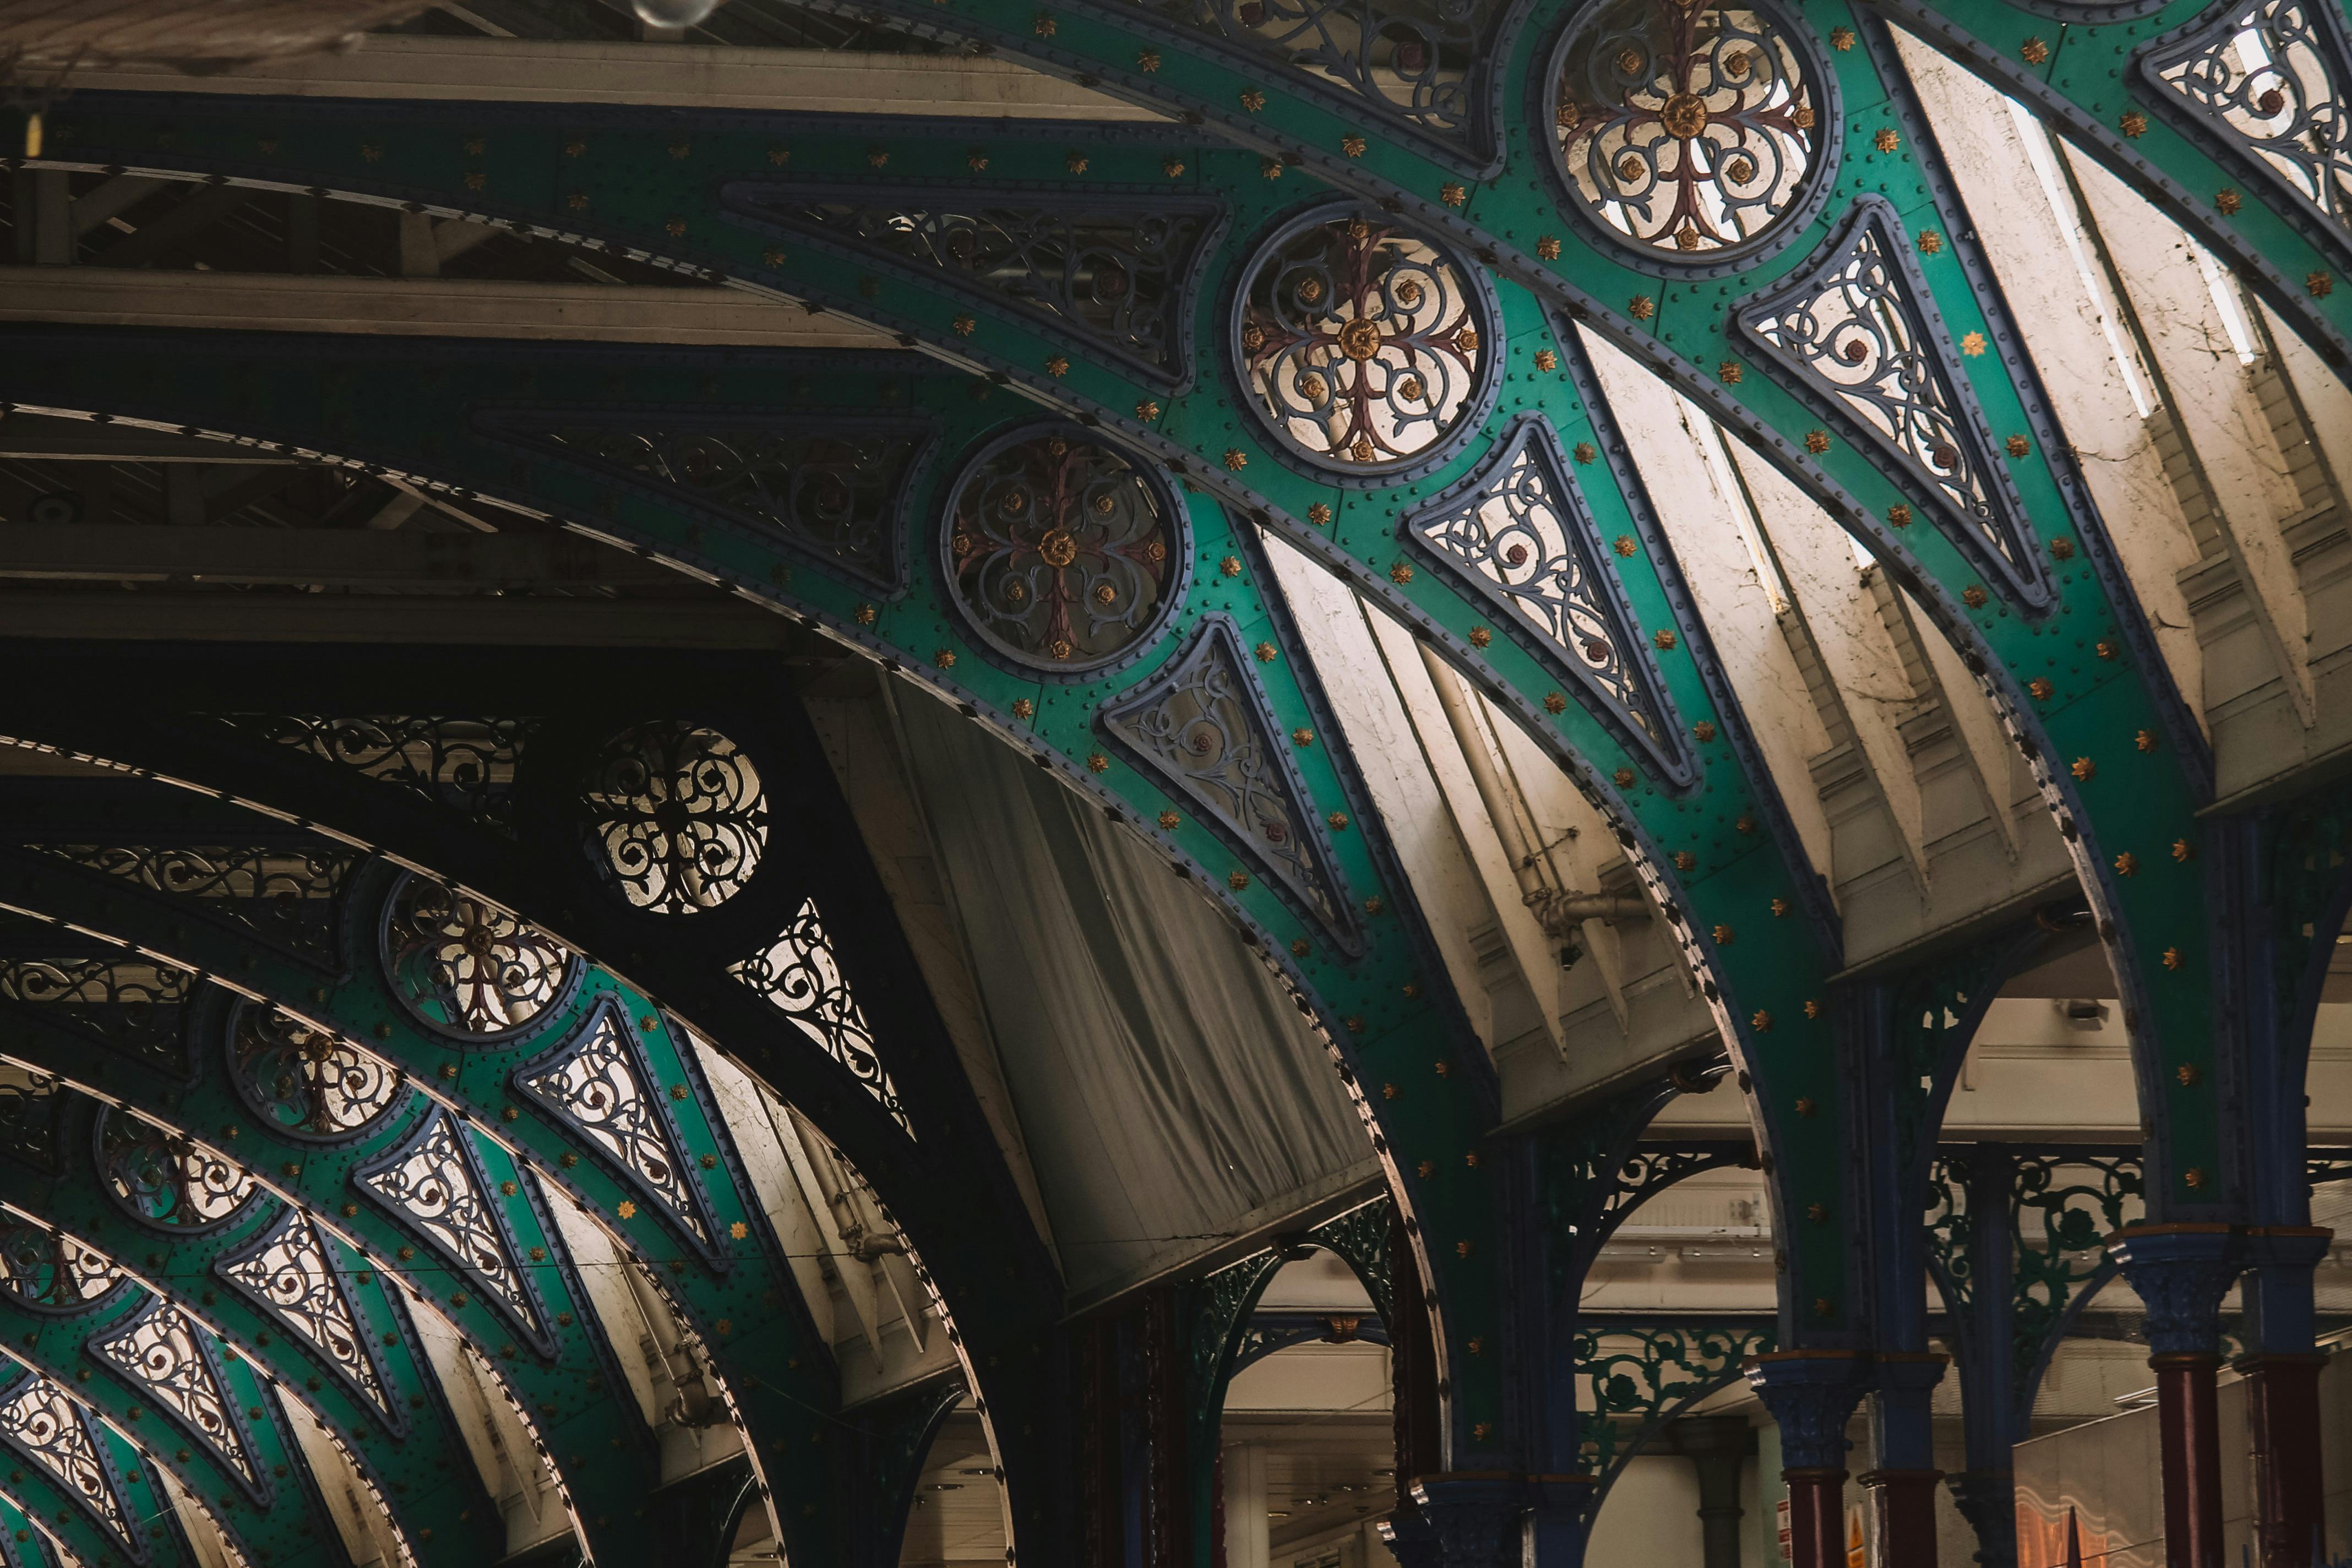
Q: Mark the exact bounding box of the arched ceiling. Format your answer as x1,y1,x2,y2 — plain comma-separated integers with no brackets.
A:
0,0,2346,1560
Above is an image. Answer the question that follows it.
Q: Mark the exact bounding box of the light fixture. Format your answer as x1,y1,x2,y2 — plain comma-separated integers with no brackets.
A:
633,0,721,26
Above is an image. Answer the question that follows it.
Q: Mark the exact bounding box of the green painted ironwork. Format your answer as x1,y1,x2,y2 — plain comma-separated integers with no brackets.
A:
1924,1147,2145,1407
17,96,1889,1345
1570,1315,1775,1498
0,840,842,1564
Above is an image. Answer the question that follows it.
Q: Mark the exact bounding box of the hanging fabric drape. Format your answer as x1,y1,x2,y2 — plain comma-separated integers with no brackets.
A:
897,693,1376,1300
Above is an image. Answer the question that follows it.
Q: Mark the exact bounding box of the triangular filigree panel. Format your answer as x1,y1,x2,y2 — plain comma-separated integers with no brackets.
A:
513,1000,721,1256
731,900,911,1136
215,1207,402,1434
89,1298,269,1505
19,843,361,972
2140,0,2352,236
0,1373,143,1561
476,412,932,592
723,184,1225,389
200,714,534,836
352,1109,551,1355
0,956,195,1078
1731,195,2045,606
1402,413,1690,786
1098,616,1360,955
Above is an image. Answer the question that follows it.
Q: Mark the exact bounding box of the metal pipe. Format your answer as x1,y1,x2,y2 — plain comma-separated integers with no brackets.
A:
1414,641,1648,933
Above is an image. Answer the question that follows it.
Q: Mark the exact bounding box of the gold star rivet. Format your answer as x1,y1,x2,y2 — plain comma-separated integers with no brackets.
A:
730,1222,748,1239
2173,839,2195,862
2164,947,2185,971
1158,810,1180,830
1712,924,1734,944
618,1200,638,1219
1751,1010,1773,1032
2071,756,2095,781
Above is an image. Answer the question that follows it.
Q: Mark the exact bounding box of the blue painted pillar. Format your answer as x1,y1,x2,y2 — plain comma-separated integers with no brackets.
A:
1844,986,1947,1567
1943,1148,2022,1568
2111,1226,2241,1568
1746,1352,1871,1568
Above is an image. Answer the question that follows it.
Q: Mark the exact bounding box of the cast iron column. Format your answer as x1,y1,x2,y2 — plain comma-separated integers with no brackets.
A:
1860,1354,1947,1568
1669,1415,1752,1568
2239,1226,2334,1568
1747,1352,1871,1568
2111,1226,2240,1568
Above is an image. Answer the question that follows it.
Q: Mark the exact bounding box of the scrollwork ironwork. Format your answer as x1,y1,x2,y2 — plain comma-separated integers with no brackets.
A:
351,1108,548,1353
1131,0,1498,160
484,417,927,590
95,1109,256,1234
0,1076,64,1173
0,1373,140,1559
1549,0,1827,260
2011,1151,2142,1398
1573,1316,1775,1492
1732,196,2041,605
1098,616,1359,952
0,1223,122,1315
1236,208,1495,476
733,190,1220,386
513,1004,715,1252
214,1207,399,1431
21,843,360,968
88,1298,265,1502
581,721,769,915
0,955,196,1072
379,873,575,1043
943,427,1185,674
226,1003,403,1144
731,899,910,1135
2143,0,2352,237
206,713,532,834
1404,414,1685,782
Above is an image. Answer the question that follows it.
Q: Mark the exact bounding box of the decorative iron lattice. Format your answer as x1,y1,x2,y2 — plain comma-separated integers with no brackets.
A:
1926,1150,2144,1406
732,189,1219,386
88,1298,265,1501
1098,616,1359,952
379,874,574,1043
226,1004,403,1144
1572,1317,1775,1488
0,1077,64,1173
20,844,360,969
96,1109,255,1234
731,899,910,1135
944,427,1184,673
1403,415,1686,782
0,956,195,1072
0,1374,140,1560
581,721,769,915
214,1207,399,1431
1306,1197,1395,1325
1732,197,2041,602
485,416,927,591
1550,0,1825,258
205,714,532,834
2143,0,2352,236
0,1223,121,1314
513,1004,714,1250
1129,0,1496,160
1237,209,1493,473
352,1108,548,1352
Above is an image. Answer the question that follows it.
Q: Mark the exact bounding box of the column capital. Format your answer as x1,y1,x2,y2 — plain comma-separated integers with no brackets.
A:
1745,1351,1871,1471
1943,1471,2018,1568
1398,1474,1523,1568
2109,1224,2241,1358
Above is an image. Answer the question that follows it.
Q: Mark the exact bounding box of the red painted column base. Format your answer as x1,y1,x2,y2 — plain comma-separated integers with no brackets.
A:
2152,1353,2225,1568
1785,1467,1849,1568
1860,1468,1942,1568
2241,1352,2328,1568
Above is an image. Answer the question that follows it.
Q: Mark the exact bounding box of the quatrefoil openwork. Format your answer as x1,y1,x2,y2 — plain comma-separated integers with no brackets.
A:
940,423,1189,677
1545,0,1839,271
1231,202,1501,482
